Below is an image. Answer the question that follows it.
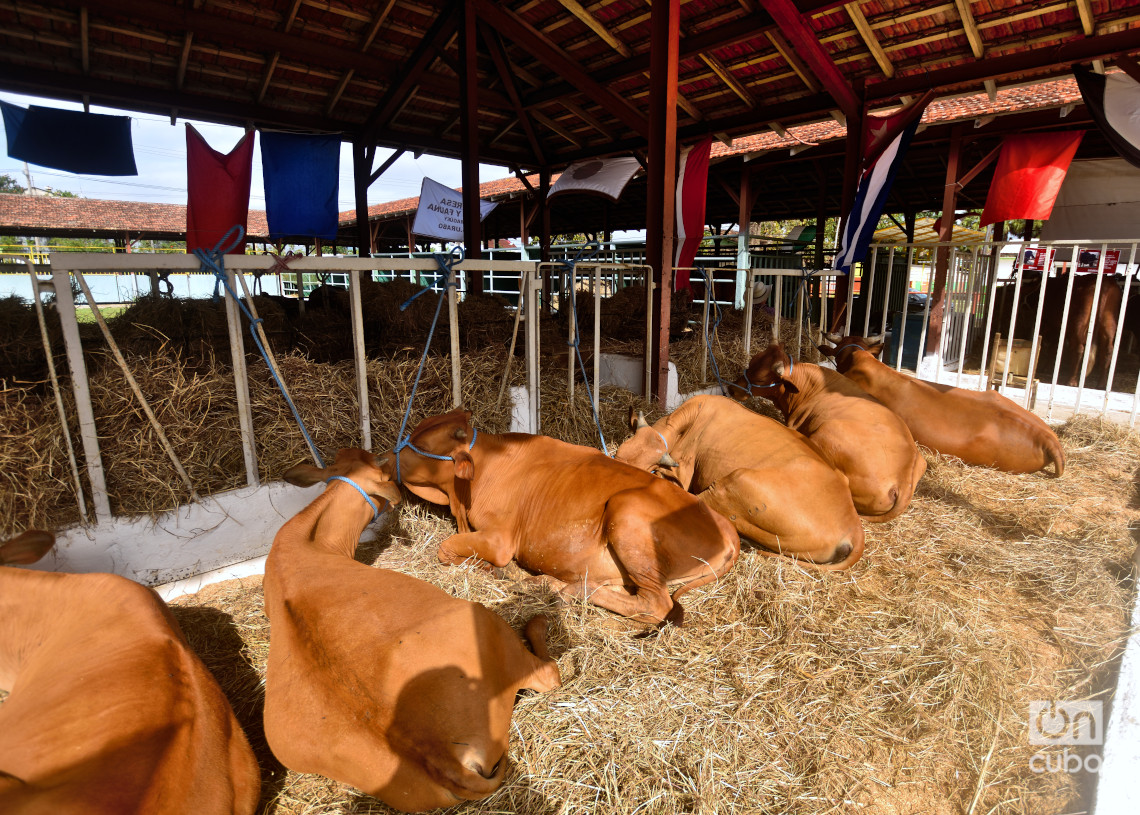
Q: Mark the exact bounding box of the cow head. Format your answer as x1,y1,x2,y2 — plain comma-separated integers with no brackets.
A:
730,343,797,401
0,529,55,566
614,408,679,473
384,409,477,505
283,448,403,510
817,334,885,372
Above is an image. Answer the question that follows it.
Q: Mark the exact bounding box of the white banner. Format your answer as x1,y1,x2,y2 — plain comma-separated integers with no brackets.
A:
412,177,498,241
548,156,642,201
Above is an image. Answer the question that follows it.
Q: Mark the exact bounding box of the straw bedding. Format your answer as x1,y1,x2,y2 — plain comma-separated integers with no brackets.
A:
169,415,1137,815
2,292,1136,813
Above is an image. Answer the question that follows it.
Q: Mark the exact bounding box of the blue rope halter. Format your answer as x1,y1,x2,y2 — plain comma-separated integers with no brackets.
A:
390,246,464,481
325,475,381,522
195,225,325,468
559,242,609,453
393,427,478,484
732,357,792,397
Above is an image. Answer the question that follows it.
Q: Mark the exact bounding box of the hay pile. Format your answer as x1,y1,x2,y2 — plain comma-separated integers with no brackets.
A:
171,414,1138,814
0,345,533,535
563,285,693,343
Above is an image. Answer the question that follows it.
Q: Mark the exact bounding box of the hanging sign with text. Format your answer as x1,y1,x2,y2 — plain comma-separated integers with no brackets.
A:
412,177,498,241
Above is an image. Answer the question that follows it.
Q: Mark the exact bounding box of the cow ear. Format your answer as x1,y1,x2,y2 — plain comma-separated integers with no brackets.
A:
0,529,55,566
452,449,475,481
866,343,886,357
628,406,639,431
284,462,325,487
817,344,836,357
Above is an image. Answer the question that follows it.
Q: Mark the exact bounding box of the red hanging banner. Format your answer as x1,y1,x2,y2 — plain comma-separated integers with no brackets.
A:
979,132,1084,227
186,125,254,254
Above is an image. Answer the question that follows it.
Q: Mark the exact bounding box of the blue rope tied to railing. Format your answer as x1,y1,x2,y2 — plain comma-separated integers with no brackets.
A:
695,268,735,397
400,244,464,311
194,225,325,468
558,242,608,453
392,247,465,483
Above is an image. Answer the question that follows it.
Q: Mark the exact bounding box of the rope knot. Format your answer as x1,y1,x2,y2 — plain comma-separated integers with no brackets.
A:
400,245,465,311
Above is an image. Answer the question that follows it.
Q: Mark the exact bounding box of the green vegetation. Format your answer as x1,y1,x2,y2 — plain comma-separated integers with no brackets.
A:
74,305,127,322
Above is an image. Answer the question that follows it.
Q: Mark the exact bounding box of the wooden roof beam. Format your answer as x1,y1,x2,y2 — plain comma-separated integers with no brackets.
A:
480,22,546,165
556,0,632,58
362,0,460,142
174,32,194,91
473,0,647,138
845,2,893,78
256,0,302,106
1076,0,1095,36
873,25,1140,98
953,0,985,59
527,1,844,108
756,0,859,120
766,29,821,93
79,6,89,74
327,1,398,116
531,109,583,150
700,52,756,107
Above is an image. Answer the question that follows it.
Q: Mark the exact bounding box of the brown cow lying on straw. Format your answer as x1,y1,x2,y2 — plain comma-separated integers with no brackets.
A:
0,530,260,815
819,333,1065,476
615,395,865,569
267,449,561,813
732,343,926,522
383,409,740,627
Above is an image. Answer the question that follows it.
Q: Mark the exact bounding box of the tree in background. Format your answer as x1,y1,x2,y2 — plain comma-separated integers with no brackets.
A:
0,173,26,194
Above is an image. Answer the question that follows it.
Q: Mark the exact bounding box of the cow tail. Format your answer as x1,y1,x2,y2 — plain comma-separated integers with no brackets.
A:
1046,436,1066,477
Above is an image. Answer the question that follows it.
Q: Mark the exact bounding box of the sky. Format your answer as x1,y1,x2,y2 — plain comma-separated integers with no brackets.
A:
0,91,512,212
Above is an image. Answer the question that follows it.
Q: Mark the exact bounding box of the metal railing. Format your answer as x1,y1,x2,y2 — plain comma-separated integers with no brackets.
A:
853,239,1140,424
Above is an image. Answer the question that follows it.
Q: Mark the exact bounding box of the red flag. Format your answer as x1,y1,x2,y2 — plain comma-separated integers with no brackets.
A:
673,136,712,291
186,124,254,254
979,132,1084,227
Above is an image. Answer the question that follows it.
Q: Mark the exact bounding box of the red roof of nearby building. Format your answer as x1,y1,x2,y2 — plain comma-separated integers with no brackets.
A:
0,195,270,241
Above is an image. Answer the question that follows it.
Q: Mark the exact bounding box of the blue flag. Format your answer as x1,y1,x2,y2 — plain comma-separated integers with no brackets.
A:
1,101,137,176
260,131,341,240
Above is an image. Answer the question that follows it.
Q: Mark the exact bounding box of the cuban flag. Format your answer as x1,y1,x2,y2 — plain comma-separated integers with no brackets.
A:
834,93,930,275
1074,64,1140,169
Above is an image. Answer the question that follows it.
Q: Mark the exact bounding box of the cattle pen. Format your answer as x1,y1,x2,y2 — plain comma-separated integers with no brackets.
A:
2,253,1139,814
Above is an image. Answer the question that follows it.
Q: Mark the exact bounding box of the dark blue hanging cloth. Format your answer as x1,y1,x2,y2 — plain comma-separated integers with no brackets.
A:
260,131,340,240
1,101,137,175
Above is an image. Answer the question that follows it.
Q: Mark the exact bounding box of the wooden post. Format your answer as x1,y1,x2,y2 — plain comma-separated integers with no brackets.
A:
348,269,371,449
51,266,112,521
734,166,753,309
459,0,483,292
352,140,373,258
926,124,964,364
832,95,865,332
645,0,680,406
540,169,552,310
